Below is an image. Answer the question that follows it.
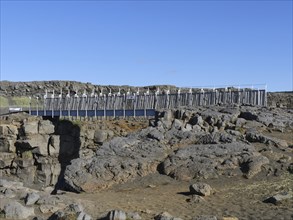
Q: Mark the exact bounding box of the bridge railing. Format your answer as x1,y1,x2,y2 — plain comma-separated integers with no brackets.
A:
10,88,266,118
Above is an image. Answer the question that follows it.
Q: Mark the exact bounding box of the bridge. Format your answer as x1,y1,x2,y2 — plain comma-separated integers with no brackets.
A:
10,87,267,119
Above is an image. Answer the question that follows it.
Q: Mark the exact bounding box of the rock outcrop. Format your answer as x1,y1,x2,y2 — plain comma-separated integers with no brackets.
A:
0,101,293,219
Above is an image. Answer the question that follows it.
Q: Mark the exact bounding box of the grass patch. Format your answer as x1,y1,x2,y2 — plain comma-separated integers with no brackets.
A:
0,96,9,107
0,96,39,108
11,96,31,107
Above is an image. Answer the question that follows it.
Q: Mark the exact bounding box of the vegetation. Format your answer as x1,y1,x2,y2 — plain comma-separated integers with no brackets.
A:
0,96,9,107
0,96,39,108
22,150,33,159
11,96,31,107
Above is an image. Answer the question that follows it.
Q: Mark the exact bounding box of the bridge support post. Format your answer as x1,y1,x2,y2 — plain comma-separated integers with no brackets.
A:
28,97,31,115
123,94,126,119
51,98,54,118
44,97,46,116
36,97,39,116
144,94,146,118
113,95,116,119
85,98,88,119
104,94,106,120
133,94,136,118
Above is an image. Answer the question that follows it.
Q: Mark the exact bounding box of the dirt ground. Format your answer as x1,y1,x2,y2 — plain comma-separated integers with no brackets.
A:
66,171,292,220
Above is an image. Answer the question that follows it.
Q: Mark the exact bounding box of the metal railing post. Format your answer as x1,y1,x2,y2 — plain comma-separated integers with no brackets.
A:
123,94,126,119
36,97,39,116
29,97,31,115
104,94,106,120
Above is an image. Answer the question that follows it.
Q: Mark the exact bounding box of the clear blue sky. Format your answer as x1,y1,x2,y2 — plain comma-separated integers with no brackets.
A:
0,0,292,91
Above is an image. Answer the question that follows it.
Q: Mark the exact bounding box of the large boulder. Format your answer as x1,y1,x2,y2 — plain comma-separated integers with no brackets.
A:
189,183,212,196
161,143,264,180
240,155,270,179
64,135,168,192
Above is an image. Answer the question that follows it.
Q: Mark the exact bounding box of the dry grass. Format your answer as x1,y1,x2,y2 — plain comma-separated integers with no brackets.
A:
0,96,9,107
0,96,39,108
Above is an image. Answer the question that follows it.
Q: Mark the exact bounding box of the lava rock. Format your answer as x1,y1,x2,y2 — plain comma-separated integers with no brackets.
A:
189,183,212,196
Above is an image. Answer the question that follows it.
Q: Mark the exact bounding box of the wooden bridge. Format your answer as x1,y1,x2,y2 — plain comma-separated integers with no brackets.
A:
22,88,266,118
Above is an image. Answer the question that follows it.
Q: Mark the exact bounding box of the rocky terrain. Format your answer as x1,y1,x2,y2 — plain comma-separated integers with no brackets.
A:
0,100,293,219
0,80,293,220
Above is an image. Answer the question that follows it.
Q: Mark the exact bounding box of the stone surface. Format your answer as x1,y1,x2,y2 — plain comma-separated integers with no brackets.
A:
16,134,49,155
0,138,10,152
94,130,108,144
154,212,183,220
189,115,203,126
147,129,164,141
25,192,40,205
39,204,60,214
263,191,293,205
172,119,183,130
189,183,212,196
65,203,84,213
3,188,16,198
242,155,270,179
0,179,24,188
127,212,142,220
14,158,34,168
16,165,36,184
162,143,257,180
48,203,92,220
35,158,61,186
0,152,15,168
186,195,206,203
239,111,258,121
38,120,55,134
3,201,35,219
107,210,127,220
246,132,288,150
0,124,18,136
77,211,92,220
22,121,39,135
64,135,167,192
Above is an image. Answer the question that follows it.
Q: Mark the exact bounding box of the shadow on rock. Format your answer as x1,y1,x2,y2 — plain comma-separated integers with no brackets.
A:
50,119,81,194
